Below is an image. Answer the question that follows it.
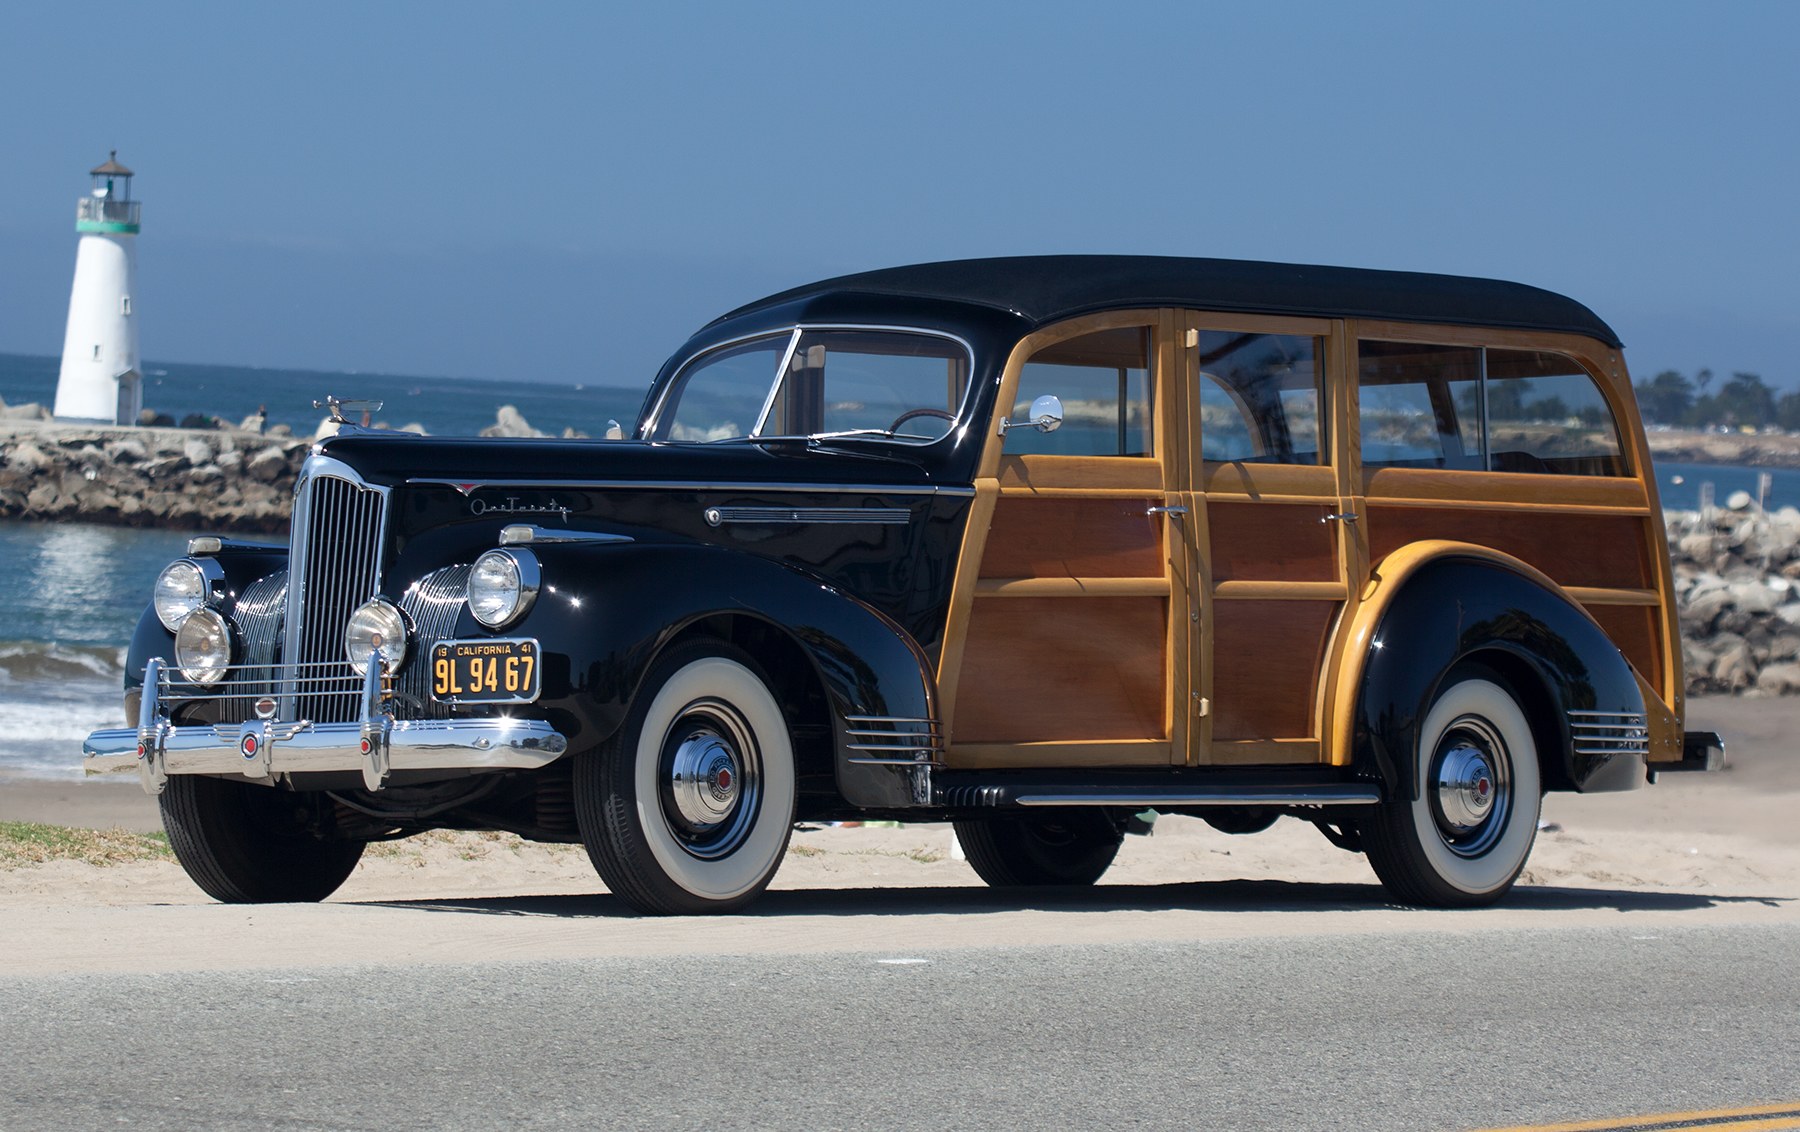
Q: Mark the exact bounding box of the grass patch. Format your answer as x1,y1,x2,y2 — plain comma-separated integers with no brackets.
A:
0,821,172,868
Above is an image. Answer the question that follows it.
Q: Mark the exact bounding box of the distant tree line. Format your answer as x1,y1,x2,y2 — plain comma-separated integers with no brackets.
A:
1633,369,1799,430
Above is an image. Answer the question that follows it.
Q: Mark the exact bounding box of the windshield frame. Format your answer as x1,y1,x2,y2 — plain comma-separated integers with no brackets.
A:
642,323,977,445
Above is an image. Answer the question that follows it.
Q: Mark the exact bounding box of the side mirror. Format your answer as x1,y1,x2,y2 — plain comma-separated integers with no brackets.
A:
604,419,625,441
1000,394,1064,435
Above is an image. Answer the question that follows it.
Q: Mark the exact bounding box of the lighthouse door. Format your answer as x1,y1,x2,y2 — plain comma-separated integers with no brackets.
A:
114,369,141,427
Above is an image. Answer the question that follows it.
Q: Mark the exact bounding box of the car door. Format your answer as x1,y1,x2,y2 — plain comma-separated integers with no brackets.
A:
1183,312,1360,767
939,310,1195,768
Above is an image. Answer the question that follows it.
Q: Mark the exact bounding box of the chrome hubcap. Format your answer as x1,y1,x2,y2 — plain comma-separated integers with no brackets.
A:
668,729,742,829
658,698,761,860
1429,716,1512,858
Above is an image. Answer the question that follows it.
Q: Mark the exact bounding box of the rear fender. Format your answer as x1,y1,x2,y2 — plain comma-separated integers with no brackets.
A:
1337,543,1647,798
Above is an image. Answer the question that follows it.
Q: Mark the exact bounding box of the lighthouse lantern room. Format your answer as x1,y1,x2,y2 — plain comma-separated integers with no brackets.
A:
53,151,143,425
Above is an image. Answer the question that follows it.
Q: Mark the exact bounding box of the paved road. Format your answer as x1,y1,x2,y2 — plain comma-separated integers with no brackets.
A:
3,919,1794,1131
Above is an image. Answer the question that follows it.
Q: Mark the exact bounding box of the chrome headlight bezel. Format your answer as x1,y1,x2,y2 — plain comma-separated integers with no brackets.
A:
344,598,410,676
467,549,540,630
153,558,226,632
173,607,233,686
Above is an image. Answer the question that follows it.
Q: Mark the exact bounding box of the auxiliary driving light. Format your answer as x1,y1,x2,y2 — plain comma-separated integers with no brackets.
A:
345,598,409,675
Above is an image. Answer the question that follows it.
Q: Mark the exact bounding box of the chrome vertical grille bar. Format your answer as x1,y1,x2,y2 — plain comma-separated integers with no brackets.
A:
280,458,390,724
396,564,473,720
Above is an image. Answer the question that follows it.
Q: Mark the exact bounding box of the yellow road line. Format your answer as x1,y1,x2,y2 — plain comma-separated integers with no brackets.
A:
1476,1102,1800,1132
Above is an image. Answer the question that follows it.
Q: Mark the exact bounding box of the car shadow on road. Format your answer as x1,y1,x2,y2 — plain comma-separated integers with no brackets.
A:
360,879,1791,920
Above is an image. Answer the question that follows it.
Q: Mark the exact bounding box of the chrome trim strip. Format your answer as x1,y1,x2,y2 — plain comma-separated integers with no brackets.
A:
844,715,941,724
499,524,633,546
705,506,911,526
848,756,947,767
845,743,941,753
750,328,804,437
1567,710,1648,718
1013,787,1382,807
408,478,976,497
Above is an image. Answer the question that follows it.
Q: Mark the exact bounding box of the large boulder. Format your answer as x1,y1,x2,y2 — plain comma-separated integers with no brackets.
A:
481,405,543,438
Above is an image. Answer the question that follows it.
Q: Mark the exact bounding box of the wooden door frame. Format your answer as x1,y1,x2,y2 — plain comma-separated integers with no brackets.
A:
936,309,1189,768
1182,312,1359,766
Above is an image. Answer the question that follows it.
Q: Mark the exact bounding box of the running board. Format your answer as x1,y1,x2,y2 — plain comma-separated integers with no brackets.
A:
935,772,1382,810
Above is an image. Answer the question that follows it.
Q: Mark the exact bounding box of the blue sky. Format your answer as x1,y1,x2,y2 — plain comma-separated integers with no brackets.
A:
2,1,1796,389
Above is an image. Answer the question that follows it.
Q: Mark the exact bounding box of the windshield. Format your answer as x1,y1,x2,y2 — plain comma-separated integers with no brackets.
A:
651,328,970,443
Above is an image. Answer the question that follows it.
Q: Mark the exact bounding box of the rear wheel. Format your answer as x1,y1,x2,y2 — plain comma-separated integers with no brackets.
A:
574,641,796,915
159,776,365,903
954,811,1124,887
1361,670,1542,907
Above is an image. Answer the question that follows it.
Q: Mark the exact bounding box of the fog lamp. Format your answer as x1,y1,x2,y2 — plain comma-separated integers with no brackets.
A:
345,598,409,676
174,608,233,686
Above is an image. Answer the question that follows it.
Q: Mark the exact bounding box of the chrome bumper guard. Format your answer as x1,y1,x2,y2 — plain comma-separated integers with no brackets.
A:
84,656,569,796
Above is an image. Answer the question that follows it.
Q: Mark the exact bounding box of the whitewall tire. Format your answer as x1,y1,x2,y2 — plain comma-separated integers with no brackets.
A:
1362,672,1542,907
575,641,796,915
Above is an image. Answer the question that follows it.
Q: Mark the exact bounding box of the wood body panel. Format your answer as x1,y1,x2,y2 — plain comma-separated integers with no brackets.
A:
1209,600,1335,740
1206,500,1339,583
978,496,1163,580
1587,603,1664,692
1364,505,1654,592
953,596,1168,744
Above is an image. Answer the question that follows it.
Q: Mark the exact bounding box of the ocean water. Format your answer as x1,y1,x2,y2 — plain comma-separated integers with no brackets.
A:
1,346,1792,780
0,351,648,439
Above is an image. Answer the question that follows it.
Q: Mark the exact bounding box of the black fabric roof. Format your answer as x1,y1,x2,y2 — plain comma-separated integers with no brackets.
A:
719,255,1622,347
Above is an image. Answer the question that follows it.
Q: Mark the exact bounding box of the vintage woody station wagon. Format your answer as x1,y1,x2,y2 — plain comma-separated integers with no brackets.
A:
85,256,1722,913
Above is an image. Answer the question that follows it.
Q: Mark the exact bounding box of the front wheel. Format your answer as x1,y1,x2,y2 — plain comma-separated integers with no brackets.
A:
954,811,1124,887
1361,671,1542,907
159,776,365,903
574,641,796,915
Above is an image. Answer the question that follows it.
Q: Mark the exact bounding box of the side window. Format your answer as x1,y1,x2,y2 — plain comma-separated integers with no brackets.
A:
1358,341,1483,469
1197,332,1325,465
1485,350,1625,475
1005,327,1153,456
766,329,969,441
1358,340,1627,476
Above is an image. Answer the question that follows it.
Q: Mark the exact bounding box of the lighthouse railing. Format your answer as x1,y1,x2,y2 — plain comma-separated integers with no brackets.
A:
77,199,141,225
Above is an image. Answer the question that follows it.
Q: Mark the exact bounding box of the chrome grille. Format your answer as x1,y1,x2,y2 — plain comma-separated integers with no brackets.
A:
281,461,388,722
218,569,287,723
1568,710,1650,757
396,564,471,720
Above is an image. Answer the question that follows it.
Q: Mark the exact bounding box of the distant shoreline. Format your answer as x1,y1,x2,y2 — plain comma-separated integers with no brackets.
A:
1644,428,1800,469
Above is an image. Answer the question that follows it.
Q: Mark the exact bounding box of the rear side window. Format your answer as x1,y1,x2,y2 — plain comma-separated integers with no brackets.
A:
1006,326,1153,456
1358,341,1626,476
1197,332,1325,465
1485,350,1625,475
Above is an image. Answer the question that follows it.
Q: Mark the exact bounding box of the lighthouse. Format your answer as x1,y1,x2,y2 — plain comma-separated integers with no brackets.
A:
53,152,143,425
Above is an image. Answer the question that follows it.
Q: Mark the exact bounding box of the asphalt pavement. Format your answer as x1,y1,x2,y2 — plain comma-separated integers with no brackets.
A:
3,922,1795,1131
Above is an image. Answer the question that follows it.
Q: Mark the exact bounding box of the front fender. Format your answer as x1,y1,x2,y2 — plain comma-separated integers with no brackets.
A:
506,541,937,807
1346,549,1646,799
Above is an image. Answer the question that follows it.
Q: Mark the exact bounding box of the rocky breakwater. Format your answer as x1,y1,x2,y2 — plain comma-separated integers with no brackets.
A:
1669,499,1800,696
0,418,309,533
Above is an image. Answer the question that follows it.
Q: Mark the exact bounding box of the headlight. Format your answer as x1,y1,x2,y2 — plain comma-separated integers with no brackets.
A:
154,559,223,631
345,598,409,675
174,608,232,685
467,549,540,629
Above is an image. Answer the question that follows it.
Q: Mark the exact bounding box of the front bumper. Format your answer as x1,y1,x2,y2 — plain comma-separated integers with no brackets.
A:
84,656,569,795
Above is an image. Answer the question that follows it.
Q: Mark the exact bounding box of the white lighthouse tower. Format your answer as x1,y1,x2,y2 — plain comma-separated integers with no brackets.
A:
53,152,143,425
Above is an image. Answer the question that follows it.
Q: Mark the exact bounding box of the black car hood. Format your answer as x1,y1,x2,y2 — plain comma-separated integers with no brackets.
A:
314,432,958,490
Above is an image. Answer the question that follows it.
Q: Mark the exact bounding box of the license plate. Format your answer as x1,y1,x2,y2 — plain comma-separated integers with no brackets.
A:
430,638,541,704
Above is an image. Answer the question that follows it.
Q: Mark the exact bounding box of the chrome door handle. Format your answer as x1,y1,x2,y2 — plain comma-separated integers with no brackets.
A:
1320,512,1359,524
1146,505,1189,517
